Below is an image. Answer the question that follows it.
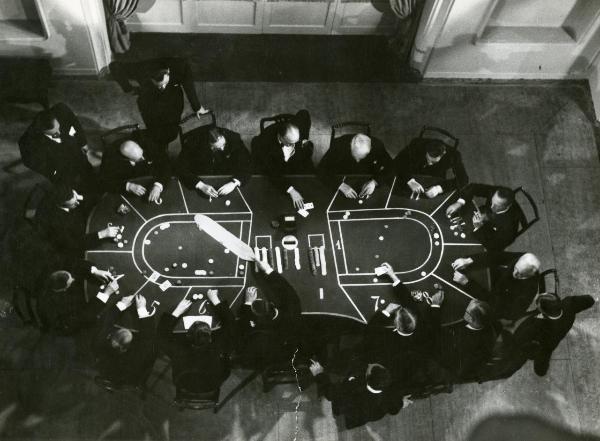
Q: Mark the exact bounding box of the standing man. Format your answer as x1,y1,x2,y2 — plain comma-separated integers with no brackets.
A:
177,126,251,198
18,103,96,193
393,138,468,198
136,58,209,148
251,110,314,209
317,133,391,199
446,184,521,252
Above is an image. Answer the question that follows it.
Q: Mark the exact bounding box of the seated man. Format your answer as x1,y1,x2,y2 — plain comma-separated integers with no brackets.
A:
512,292,594,376
37,260,114,335
18,103,96,192
317,133,391,199
177,126,251,198
236,259,301,368
251,110,314,209
436,299,496,381
364,262,445,387
446,184,521,252
92,294,158,387
392,137,468,198
452,251,541,321
36,185,119,257
309,359,411,429
131,58,208,146
158,290,235,393
100,135,170,203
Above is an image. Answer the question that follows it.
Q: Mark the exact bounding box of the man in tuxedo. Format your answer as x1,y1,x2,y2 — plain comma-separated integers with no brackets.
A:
446,184,521,252
309,359,410,429
93,293,158,387
452,251,541,321
393,137,468,198
100,134,170,202
131,58,208,146
18,103,96,193
363,262,445,388
36,185,119,257
37,260,114,335
177,126,251,198
251,110,314,209
436,299,496,381
158,290,235,393
236,259,301,368
317,133,392,199
511,292,594,376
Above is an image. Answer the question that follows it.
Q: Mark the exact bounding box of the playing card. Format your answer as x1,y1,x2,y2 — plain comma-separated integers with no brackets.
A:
159,280,172,291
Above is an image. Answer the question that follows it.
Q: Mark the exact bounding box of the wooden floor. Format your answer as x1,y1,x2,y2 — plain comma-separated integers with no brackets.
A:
0,78,599,441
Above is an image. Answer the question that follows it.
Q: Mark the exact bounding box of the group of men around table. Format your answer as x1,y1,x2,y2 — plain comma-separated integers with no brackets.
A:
15,58,594,429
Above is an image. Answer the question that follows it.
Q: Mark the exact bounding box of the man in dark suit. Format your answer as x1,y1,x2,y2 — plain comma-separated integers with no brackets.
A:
437,299,496,381
317,133,392,199
452,251,541,321
18,103,96,192
158,290,235,393
511,292,594,376
177,126,251,198
92,293,158,387
236,259,301,368
363,262,445,388
37,259,114,335
251,110,314,209
393,138,468,198
100,133,170,202
132,58,208,147
36,185,119,257
446,184,521,252
309,359,410,429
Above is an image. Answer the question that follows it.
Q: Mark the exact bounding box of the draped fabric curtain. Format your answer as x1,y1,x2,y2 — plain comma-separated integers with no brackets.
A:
388,0,425,65
389,0,417,19
103,0,140,54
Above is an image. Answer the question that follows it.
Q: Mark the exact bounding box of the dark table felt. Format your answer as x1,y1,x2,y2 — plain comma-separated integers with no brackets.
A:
85,175,488,330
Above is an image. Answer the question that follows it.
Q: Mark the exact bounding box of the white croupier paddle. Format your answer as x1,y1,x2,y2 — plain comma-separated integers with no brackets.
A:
194,214,255,261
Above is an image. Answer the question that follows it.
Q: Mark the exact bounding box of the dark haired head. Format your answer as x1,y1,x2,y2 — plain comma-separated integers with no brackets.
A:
494,186,515,207
48,270,71,292
250,299,276,326
366,364,391,392
187,321,212,347
34,110,58,133
148,59,170,82
393,307,417,335
425,139,446,158
464,299,491,329
537,292,562,318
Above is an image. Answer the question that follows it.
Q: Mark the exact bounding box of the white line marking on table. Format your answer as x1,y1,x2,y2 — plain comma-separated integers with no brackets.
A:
121,195,147,222
430,190,456,217
431,273,474,299
385,176,396,208
178,180,190,214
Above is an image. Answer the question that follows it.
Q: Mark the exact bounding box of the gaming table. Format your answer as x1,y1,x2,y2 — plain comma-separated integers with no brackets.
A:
85,175,488,329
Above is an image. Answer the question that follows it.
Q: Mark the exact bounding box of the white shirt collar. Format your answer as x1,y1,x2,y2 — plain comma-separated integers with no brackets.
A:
366,384,383,394
45,134,62,143
282,145,295,162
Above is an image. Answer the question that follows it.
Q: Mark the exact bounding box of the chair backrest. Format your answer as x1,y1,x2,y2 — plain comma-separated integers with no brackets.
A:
179,110,217,141
418,126,459,151
174,387,220,412
513,186,540,237
259,113,294,134
94,375,143,394
538,268,560,297
23,183,49,226
100,123,140,149
329,121,371,148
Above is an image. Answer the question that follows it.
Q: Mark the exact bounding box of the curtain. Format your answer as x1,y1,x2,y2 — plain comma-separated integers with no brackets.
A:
104,0,139,54
389,0,417,19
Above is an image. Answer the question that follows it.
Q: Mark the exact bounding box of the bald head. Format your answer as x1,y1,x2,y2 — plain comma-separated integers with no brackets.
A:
277,123,300,147
513,253,541,279
351,133,372,161
119,140,144,163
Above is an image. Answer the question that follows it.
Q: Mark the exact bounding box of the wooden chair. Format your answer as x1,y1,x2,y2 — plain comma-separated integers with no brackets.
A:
259,113,294,134
513,186,540,239
418,125,459,150
100,123,140,149
178,110,217,144
538,268,560,296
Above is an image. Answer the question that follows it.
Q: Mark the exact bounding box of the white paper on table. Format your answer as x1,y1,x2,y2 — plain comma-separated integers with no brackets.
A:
149,271,160,282
374,266,387,276
159,280,172,291
183,315,213,329
297,209,309,218
304,202,314,210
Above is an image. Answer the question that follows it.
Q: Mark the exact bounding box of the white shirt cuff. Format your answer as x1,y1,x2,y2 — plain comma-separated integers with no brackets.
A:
137,308,151,318
431,304,441,308
125,182,134,192
244,301,253,306
286,186,295,194
381,309,391,317
90,266,98,275
96,292,110,303
457,198,466,205
116,301,130,311
232,178,241,186
392,280,401,287
407,178,417,185
263,265,274,275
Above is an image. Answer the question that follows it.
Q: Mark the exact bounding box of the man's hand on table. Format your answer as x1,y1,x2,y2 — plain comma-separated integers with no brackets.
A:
245,286,258,304
207,289,220,306
425,185,443,199
98,226,119,240
407,178,425,194
148,183,162,203
430,290,445,307
383,302,401,316
136,294,151,318
359,179,377,198
218,181,238,196
452,257,473,271
309,360,324,376
255,259,273,274
172,298,193,318
445,201,464,217
196,181,219,198
288,188,304,210
117,293,135,311
126,182,147,197
453,271,469,286
381,262,401,285
91,267,112,283
472,212,487,230
339,182,358,199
